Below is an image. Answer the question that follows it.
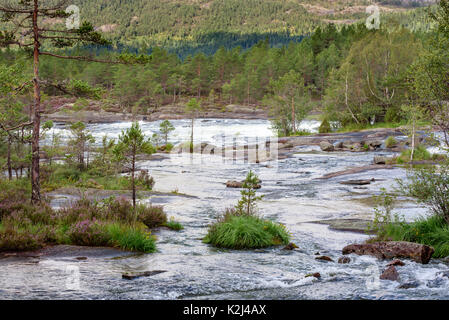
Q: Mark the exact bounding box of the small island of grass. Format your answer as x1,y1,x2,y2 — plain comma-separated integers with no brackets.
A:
204,171,290,249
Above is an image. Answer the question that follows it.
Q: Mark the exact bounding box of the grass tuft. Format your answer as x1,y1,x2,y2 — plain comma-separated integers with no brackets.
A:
203,215,290,249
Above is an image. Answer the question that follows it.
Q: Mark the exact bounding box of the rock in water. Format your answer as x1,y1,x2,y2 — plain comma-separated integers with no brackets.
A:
122,270,166,280
226,181,243,188
342,241,434,264
282,243,298,250
374,156,388,164
399,281,420,289
226,180,261,189
339,180,372,185
315,255,333,262
387,259,405,267
320,141,334,152
380,266,400,281
305,272,321,279
338,256,351,264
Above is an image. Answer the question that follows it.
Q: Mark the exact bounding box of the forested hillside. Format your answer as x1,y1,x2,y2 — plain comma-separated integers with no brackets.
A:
72,0,435,56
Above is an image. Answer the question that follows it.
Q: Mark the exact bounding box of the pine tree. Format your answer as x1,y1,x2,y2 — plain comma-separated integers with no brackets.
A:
0,0,148,203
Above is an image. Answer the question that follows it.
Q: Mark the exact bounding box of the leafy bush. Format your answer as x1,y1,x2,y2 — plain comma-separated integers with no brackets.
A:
135,170,155,190
0,225,44,252
397,161,449,223
68,219,111,247
137,204,167,228
203,215,290,249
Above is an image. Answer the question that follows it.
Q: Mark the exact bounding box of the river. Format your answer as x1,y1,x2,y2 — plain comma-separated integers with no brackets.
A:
1,119,448,300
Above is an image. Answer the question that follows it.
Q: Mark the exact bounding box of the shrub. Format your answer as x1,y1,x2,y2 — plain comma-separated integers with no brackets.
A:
0,225,44,252
135,170,155,190
105,197,134,223
319,118,332,133
107,223,156,253
68,219,111,247
137,204,167,228
397,161,449,223
203,215,290,249
385,136,398,148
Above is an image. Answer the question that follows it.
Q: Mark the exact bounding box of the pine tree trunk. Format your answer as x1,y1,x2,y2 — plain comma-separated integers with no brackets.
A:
291,95,296,134
7,135,12,180
132,152,136,209
31,0,41,204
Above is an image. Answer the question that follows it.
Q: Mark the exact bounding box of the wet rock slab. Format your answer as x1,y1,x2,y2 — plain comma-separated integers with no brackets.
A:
342,241,435,264
122,270,167,280
312,219,373,234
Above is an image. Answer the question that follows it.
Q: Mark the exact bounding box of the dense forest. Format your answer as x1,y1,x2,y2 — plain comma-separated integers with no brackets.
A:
64,0,436,56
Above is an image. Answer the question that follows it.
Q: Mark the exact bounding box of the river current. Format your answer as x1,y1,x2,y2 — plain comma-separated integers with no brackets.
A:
1,119,448,300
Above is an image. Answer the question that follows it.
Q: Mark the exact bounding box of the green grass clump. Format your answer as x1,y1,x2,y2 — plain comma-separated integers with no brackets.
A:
164,218,184,231
385,136,398,148
107,223,156,253
203,215,290,249
379,215,449,258
397,145,432,163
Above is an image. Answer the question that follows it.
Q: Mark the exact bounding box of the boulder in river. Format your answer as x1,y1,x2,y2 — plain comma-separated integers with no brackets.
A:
122,270,166,280
399,281,420,289
320,141,334,152
226,180,261,189
374,156,388,165
315,255,333,262
387,259,405,267
342,241,434,264
380,266,400,281
338,256,351,264
282,242,298,250
339,179,372,186
226,181,243,188
305,272,321,279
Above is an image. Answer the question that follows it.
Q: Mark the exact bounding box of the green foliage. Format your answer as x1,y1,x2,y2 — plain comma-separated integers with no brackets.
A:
203,215,290,249
113,122,155,207
107,223,156,253
367,188,401,239
319,118,332,134
397,145,432,163
159,120,175,145
235,171,263,216
0,194,168,253
397,161,449,223
136,204,167,229
377,215,449,258
164,218,184,231
385,136,398,148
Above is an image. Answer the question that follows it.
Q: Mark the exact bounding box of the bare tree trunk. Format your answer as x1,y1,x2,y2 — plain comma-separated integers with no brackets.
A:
345,74,360,125
132,152,136,209
291,95,296,134
7,135,12,180
31,0,41,204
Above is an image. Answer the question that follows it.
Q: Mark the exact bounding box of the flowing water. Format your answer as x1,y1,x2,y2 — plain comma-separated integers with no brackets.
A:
1,119,449,300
